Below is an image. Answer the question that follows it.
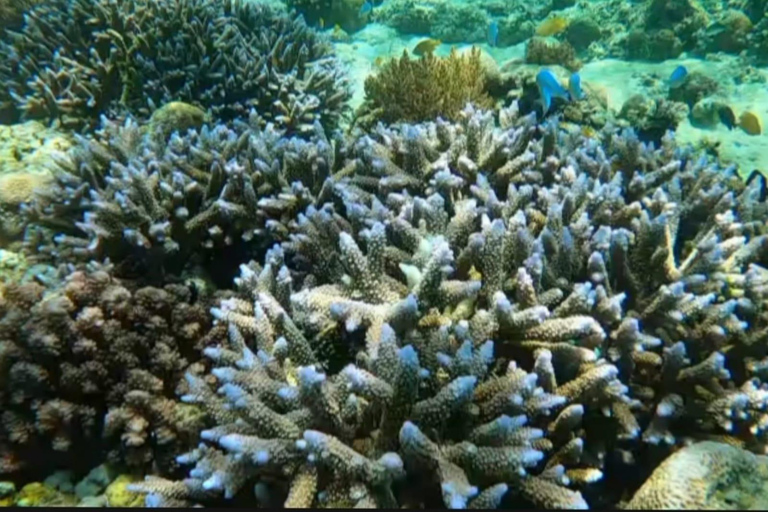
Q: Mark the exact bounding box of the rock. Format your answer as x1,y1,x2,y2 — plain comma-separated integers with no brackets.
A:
74,465,117,499
628,441,768,509
43,470,75,494
690,98,730,128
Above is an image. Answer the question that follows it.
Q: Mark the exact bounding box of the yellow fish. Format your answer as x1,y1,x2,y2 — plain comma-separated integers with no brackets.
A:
413,38,441,56
373,56,386,67
319,17,325,29
536,16,569,37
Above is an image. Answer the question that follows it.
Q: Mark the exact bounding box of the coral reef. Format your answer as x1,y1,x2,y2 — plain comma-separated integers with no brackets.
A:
286,0,370,34
618,95,689,144
0,267,215,478
0,0,350,134
126,104,768,508
355,47,494,129
0,122,71,243
21,112,341,286
525,38,582,72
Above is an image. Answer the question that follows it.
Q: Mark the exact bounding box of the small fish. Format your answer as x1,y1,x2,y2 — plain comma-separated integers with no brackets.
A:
319,17,325,28
536,68,570,114
413,38,441,56
373,56,386,67
668,65,688,88
739,110,762,136
568,72,584,101
718,105,736,130
359,0,373,16
536,16,569,37
487,20,499,47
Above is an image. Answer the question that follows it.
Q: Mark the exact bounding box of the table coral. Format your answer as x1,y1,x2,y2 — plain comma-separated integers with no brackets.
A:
128,103,768,508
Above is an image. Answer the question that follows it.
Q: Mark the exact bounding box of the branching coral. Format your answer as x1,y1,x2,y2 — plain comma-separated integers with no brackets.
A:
0,0,350,134
128,103,768,508
355,47,494,130
0,266,216,478
21,112,343,286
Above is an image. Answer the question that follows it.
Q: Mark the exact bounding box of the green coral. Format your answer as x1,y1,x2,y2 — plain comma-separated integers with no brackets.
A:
355,47,494,129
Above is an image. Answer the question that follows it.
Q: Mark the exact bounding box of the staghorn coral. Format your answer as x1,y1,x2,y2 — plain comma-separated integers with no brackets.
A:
0,0,350,134
0,266,216,478
355,47,494,130
129,103,768,508
21,112,342,286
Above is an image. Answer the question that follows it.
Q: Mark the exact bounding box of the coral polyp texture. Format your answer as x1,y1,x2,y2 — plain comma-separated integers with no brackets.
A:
127,104,768,508
0,266,214,478
0,0,350,134
355,47,494,129
22,112,342,285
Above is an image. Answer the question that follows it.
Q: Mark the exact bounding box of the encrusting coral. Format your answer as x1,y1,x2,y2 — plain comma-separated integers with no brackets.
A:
355,47,494,130
21,111,343,286
0,265,217,479
125,103,768,508
0,0,350,134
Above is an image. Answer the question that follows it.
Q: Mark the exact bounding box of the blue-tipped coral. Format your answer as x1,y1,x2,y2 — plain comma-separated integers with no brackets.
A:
121,103,768,508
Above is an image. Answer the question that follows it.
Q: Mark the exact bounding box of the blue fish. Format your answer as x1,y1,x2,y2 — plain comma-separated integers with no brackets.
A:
536,68,570,114
487,20,499,47
359,0,373,15
668,65,687,88
568,72,584,101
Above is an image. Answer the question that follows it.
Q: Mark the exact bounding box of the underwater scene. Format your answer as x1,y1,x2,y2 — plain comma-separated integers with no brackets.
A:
2,0,768,508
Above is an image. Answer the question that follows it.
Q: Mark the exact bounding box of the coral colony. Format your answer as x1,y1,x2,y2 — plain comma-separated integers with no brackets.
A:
1,0,768,508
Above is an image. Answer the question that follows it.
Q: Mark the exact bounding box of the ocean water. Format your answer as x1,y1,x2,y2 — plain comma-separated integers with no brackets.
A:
0,0,767,508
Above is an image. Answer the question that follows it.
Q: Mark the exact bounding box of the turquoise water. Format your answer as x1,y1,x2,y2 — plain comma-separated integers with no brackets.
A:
0,0,767,508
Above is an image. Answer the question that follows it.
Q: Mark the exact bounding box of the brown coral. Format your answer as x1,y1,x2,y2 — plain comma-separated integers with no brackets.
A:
525,37,582,72
355,46,494,129
0,267,216,477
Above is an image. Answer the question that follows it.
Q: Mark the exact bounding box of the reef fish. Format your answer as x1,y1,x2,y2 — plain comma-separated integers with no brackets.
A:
536,68,570,113
359,0,373,15
568,72,584,101
717,105,736,130
668,65,688,88
487,20,499,47
413,38,441,56
536,16,569,37
739,110,762,135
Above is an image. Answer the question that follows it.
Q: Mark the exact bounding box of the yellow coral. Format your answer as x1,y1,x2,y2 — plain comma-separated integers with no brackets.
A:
15,482,75,507
356,46,494,128
105,475,144,507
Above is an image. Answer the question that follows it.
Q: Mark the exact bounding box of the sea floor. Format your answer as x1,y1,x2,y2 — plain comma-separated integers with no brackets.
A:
333,22,768,175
